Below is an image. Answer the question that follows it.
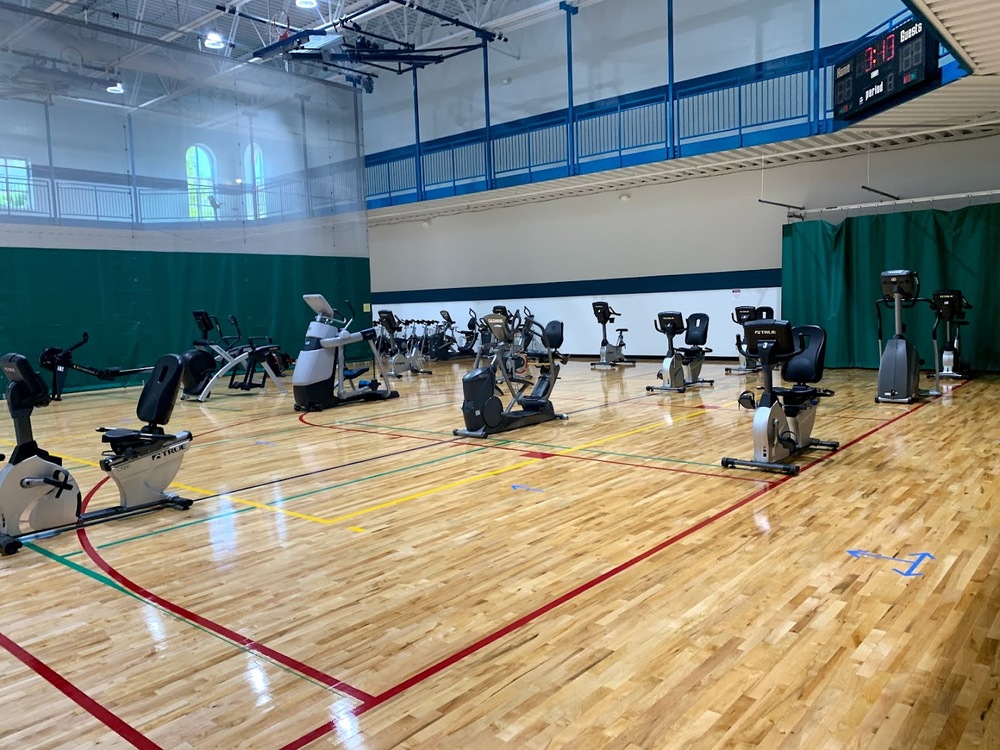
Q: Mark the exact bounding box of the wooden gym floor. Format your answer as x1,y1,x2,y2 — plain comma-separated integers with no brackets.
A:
0,358,998,749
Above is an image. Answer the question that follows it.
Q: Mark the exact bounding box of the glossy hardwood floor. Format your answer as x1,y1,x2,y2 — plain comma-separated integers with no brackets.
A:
0,357,997,749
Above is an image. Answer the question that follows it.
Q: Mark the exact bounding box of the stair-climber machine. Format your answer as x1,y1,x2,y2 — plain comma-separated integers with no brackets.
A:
180,311,287,401
721,320,838,476
454,308,568,439
929,289,973,379
874,269,940,404
646,311,714,393
292,295,399,412
724,306,774,375
590,301,635,370
0,352,194,556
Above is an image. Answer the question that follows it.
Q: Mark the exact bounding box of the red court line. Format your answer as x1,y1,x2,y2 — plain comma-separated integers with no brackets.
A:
288,384,955,745
0,630,160,749
76,478,373,705
355,477,789,716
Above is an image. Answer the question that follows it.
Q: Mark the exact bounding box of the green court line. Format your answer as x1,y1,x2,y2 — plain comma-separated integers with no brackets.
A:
62,507,257,557
64,444,489,554
24,543,345,696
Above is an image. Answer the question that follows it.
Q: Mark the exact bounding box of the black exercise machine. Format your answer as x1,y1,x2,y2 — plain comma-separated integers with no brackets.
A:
725,306,774,375
38,332,154,400
721,319,838,475
454,307,568,439
874,270,941,404
180,311,288,401
646,311,714,393
930,290,972,379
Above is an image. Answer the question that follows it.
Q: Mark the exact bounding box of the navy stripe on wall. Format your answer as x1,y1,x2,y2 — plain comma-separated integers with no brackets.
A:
373,268,782,305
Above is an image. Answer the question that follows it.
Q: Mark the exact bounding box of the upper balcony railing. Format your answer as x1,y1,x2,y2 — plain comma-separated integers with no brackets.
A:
365,9,963,209
0,166,364,227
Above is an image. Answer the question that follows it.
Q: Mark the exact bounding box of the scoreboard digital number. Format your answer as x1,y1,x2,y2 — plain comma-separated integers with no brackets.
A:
833,19,939,120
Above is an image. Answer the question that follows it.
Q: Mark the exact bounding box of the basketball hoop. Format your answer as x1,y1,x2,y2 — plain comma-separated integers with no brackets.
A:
268,10,291,44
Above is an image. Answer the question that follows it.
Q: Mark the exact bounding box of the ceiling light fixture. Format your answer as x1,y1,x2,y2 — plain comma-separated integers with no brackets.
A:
295,0,318,8
106,81,124,94
204,32,225,50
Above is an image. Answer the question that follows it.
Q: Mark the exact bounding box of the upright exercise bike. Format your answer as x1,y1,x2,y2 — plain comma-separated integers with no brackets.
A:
875,270,939,403
930,290,972,379
590,301,635,369
646,311,713,393
721,320,838,476
0,352,194,556
454,308,568,439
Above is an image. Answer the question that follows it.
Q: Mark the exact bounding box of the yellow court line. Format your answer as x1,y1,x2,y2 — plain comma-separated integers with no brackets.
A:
157,481,336,525
327,412,706,526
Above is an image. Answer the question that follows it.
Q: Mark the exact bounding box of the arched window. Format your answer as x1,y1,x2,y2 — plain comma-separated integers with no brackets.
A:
0,157,31,212
244,144,266,219
185,144,216,219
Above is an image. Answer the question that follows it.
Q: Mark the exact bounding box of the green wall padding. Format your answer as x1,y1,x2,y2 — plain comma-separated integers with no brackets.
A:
781,203,1000,372
0,247,371,394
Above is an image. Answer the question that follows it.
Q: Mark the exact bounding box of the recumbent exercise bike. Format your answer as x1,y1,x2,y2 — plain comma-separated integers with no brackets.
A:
724,305,773,375
0,352,193,556
721,319,838,476
646,311,714,393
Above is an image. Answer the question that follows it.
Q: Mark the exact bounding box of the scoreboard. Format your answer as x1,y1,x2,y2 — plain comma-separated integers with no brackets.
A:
833,19,940,120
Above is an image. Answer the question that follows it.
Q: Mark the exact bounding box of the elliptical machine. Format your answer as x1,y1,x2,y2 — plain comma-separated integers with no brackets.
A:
0,352,193,556
724,306,774,375
875,270,939,403
930,290,972,379
590,301,635,370
721,320,838,476
454,308,568,439
293,295,399,412
646,311,714,393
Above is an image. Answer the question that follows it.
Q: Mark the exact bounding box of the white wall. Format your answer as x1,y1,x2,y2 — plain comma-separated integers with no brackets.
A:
369,133,1000,357
362,0,904,153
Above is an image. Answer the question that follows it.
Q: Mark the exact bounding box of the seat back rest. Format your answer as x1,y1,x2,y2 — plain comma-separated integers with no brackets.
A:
541,320,564,350
684,313,710,347
377,310,399,334
137,354,185,427
781,325,826,384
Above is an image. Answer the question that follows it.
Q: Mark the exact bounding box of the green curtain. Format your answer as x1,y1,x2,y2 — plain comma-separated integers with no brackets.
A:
782,203,1000,371
0,247,371,394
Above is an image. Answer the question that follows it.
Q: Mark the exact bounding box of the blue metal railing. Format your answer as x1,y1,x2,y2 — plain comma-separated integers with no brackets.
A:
364,9,963,209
